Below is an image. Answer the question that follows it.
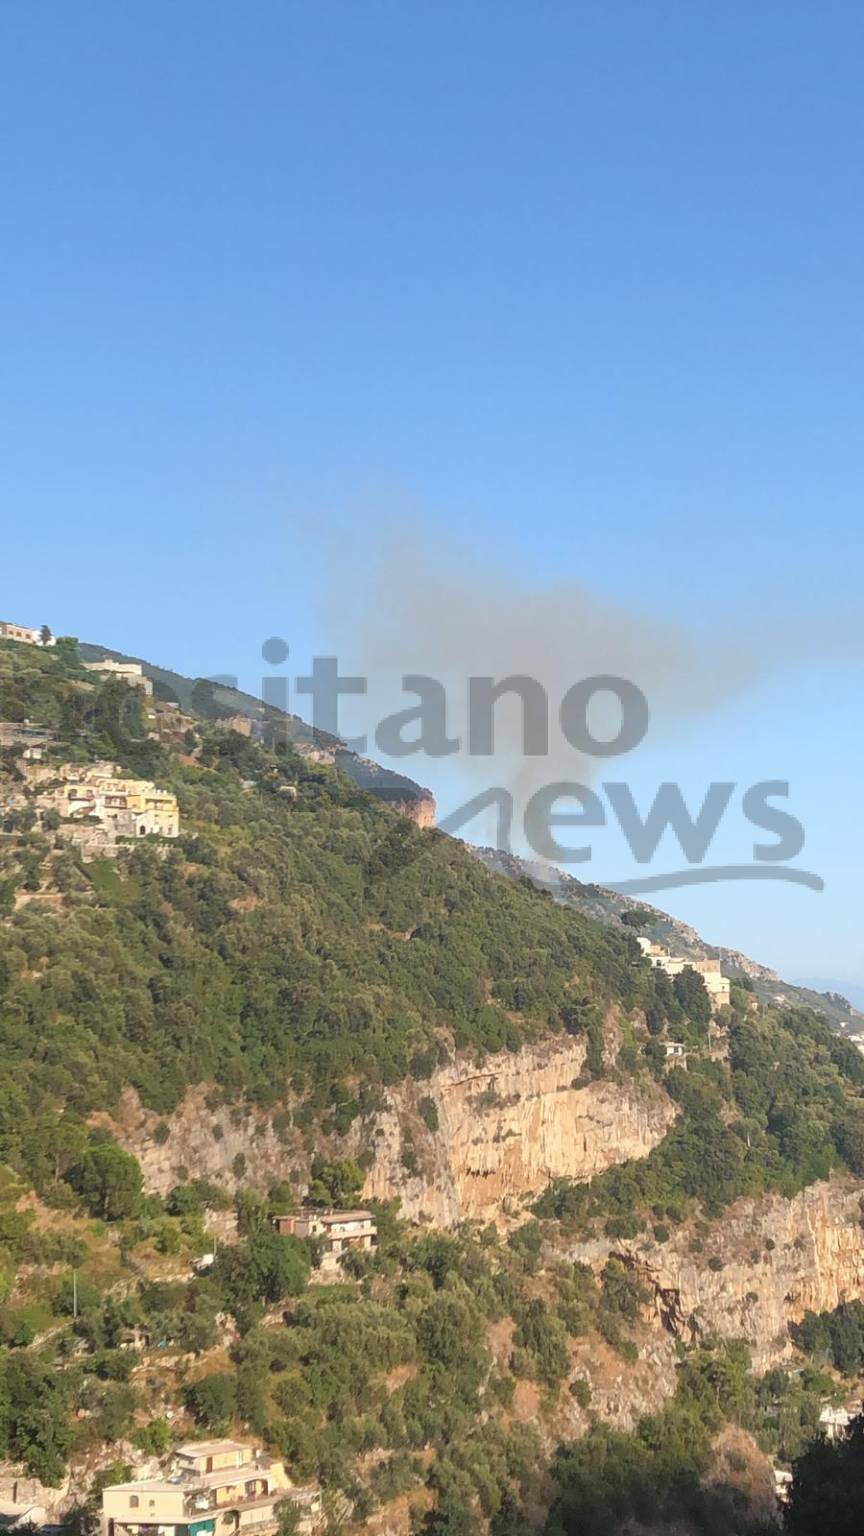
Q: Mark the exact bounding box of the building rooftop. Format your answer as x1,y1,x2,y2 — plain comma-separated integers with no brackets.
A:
102,1479,180,1495
175,1439,251,1460
316,1209,374,1224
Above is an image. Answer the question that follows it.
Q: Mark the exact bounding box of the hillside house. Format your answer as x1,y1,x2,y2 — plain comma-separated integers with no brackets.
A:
0,621,54,647
83,659,154,696
37,764,180,842
636,937,731,1010
0,723,56,761
273,1209,377,1266
663,1042,687,1063
101,1440,322,1536
819,1404,858,1440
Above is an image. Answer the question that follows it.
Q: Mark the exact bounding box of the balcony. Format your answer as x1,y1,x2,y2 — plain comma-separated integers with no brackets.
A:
183,1487,273,1519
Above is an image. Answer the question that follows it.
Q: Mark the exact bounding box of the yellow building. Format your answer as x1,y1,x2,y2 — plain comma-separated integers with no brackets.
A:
43,764,180,838
101,1440,321,1536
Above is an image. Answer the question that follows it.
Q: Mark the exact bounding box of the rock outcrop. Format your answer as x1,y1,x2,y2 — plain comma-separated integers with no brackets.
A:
361,1036,675,1225
565,1177,864,1370
109,1035,675,1228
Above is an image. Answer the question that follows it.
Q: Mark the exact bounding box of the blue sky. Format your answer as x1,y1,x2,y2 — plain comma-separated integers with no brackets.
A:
2,2,862,989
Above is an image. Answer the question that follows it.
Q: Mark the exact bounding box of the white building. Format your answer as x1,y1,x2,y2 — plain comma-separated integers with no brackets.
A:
636,937,731,1010
273,1209,377,1267
0,621,55,647
663,1042,687,1061
83,659,153,696
819,1404,856,1440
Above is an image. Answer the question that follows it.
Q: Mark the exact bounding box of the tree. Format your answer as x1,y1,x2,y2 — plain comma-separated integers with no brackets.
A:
184,1372,237,1432
74,1144,144,1221
673,967,712,1028
246,1230,309,1302
275,1501,303,1536
416,1294,484,1376
214,1230,309,1312
1,1353,74,1483
235,1189,270,1236
514,1298,569,1386
621,909,654,930
268,1181,296,1217
307,1158,363,1207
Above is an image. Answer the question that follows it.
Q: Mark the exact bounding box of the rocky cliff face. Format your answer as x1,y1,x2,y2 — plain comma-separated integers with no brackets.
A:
565,1177,864,1370
367,788,437,828
105,1056,864,1368
359,1036,676,1225
107,1035,675,1228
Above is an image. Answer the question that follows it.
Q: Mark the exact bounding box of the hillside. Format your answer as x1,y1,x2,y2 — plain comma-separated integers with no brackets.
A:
475,848,864,1033
77,640,436,824
2,634,864,1536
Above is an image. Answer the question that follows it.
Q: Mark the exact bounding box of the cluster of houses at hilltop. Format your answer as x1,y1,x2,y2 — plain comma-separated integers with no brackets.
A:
0,635,181,858
1,757,180,860
39,761,180,838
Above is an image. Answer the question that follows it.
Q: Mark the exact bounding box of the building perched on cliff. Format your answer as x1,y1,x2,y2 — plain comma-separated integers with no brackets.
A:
0,620,54,647
273,1209,377,1267
0,722,56,760
636,937,731,1010
101,1439,322,1536
83,659,154,696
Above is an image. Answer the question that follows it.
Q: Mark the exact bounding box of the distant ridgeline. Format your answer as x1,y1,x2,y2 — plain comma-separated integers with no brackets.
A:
475,845,864,1033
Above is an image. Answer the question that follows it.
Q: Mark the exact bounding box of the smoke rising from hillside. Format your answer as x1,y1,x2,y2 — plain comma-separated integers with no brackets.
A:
319,522,843,814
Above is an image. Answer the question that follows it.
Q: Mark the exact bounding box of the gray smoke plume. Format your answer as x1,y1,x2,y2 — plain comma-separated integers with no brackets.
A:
315,515,861,847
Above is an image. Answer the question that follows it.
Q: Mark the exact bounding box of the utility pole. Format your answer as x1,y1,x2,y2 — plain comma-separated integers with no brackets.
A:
72,1269,78,1321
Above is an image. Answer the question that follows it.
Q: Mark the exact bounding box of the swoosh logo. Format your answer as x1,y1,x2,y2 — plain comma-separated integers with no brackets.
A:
604,865,824,894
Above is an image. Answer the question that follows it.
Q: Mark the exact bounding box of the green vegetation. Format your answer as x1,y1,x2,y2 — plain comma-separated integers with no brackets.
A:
535,1006,864,1232
792,1299,864,1375
785,1414,864,1534
3,637,864,1528
546,1343,765,1536
0,639,647,1195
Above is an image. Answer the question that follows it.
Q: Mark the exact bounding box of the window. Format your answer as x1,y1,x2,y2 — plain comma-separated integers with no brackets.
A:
129,1498,139,1509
